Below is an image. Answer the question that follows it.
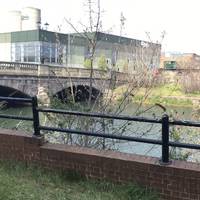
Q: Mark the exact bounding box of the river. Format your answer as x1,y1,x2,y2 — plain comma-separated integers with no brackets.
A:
0,103,197,160
113,103,195,158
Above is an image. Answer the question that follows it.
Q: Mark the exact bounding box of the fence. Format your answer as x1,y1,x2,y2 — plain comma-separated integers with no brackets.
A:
0,96,200,164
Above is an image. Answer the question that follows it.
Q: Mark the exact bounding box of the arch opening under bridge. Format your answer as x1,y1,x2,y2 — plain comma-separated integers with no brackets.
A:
54,85,102,103
0,85,31,106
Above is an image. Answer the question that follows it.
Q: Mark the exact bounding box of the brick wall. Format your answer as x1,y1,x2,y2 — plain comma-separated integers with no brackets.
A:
0,129,43,162
0,129,200,200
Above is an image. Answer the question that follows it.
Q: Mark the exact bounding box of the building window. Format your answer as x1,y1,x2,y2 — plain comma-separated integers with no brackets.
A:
11,41,69,65
11,42,41,63
15,44,21,62
50,43,56,63
41,42,50,63
27,44,35,62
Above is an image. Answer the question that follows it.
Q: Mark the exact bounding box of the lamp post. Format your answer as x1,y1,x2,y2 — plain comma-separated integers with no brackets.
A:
44,22,49,30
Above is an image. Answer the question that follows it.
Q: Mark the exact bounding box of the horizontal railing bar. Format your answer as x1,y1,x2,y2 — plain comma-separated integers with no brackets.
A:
170,120,200,127
38,108,162,124
40,126,200,150
169,141,200,150
38,108,200,127
0,114,33,121
39,125,162,145
0,96,32,103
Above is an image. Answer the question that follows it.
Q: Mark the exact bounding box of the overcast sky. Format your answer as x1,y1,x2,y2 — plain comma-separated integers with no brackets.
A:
0,0,200,54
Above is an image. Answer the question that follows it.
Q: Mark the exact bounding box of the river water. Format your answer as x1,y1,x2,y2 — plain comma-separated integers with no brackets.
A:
113,103,194,158
0,103,197,159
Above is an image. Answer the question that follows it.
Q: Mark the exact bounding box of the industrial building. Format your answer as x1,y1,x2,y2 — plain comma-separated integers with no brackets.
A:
160,52,200,69
0,7,161,72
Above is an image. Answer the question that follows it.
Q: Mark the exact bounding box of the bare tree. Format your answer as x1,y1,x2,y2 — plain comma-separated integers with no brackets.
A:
64,0,102,106
43,0,163,154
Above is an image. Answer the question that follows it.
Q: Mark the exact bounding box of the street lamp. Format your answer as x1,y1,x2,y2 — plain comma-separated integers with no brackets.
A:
44,22,49,30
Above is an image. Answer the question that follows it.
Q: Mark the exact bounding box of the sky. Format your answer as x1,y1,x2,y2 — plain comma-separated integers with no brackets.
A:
0,0,200,54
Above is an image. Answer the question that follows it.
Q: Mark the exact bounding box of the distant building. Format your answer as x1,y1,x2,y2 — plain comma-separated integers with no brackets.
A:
0,7,161,72
160,52,200,69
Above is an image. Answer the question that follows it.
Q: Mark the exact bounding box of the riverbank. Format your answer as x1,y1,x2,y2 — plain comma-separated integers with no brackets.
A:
114,83,200,108
0,161,158,200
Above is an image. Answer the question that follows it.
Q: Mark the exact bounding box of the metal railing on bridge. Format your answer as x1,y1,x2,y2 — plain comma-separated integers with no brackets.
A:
1,96,199,164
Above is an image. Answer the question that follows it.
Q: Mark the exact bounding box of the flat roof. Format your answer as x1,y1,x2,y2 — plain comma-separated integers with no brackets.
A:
0,29,161,48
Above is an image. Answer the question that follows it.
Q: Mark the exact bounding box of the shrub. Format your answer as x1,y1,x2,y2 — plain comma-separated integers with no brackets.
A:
84,58,92,69
98,54,108,70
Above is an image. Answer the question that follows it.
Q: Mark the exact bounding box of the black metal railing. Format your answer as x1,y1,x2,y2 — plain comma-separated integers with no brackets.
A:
0,96,200,164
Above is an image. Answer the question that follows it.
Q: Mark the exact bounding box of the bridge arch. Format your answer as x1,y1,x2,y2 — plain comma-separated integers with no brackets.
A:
54,85,102,102
0,76,38,97
0,85,31,98
0,85,31,106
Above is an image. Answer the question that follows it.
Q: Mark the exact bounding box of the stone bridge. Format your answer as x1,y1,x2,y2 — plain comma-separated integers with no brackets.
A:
0,61,127,103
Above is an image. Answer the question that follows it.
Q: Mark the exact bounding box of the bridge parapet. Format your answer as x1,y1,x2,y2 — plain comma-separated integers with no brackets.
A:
0,61,38,76
38,65,129,81
47,66,110,79
0,62,112,79
0,62,129,86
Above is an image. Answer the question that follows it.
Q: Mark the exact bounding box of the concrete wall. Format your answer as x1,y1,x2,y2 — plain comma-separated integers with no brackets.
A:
0,128,200,200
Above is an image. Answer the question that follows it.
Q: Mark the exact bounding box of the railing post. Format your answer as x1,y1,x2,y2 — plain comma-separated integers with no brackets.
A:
32,96,40,136
160,114,171,165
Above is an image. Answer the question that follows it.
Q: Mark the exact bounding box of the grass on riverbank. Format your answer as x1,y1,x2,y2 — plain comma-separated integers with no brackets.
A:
115,83,198,107
0,161,158,200
137,83,200,98
133,94,193,107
